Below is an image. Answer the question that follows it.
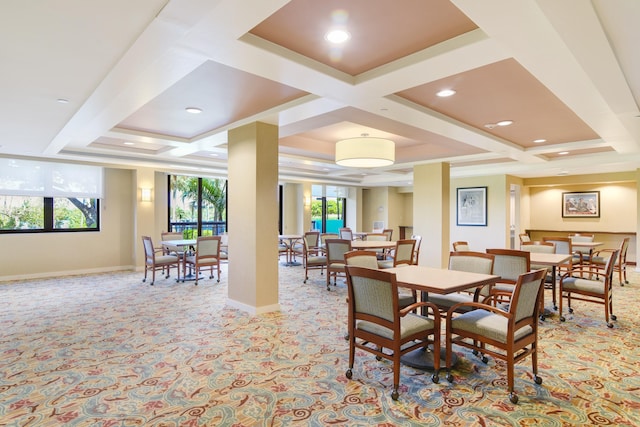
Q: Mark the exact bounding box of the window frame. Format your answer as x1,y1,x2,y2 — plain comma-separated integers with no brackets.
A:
0,196,100,234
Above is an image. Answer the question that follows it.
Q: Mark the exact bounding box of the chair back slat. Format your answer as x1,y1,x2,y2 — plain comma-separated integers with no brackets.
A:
542,237,572,255
449,251,495,297
346,267,398,323
196,236,220,262
142,236,155,262
452,241,470,251
511,269,546,323
344,250,379,269
448,251,494,275
486,249,530,283
326,239,352,263
520,241,555,254
393,239,416,266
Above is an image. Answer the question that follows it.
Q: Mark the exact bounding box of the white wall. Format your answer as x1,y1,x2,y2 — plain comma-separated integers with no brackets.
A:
449,175,509,252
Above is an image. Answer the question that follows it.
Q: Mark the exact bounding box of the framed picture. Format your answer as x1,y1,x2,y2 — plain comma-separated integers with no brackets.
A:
456,187,487,226
562,191,600,218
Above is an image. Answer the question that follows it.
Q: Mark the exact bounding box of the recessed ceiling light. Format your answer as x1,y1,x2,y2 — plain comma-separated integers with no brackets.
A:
124,142,134,146
210,153,218,157
533,139,546,143
57,98,69,104
185,107,202,114
436,89,456,97
325,29,350,44
496,120,513,126
558,151,569,155
558,171,569,175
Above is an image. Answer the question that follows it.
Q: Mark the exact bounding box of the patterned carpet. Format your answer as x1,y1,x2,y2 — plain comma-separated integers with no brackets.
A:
1,263,639,426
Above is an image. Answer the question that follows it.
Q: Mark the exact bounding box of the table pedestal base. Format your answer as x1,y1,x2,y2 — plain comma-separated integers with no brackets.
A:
400,346,457,371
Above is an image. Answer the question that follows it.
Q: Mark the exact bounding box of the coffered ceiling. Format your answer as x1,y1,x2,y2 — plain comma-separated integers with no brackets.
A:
1,0,639,186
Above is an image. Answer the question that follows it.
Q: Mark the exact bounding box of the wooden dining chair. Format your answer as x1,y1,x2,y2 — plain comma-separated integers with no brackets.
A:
485,248,530,304
302,234,327,284
339,227,354,240
325,238,352,290
445,269,547,404
377,239,416,269
365,233,390,259
410,234,422,265
182,235,221,285
452,241,470,251
559,249,619,328
142,236,181,285
520,241,556,309
590,237,629,286
428,251,495,315
519,233,531,244
344,266,441,400
344,250,416,309
542,237,575,276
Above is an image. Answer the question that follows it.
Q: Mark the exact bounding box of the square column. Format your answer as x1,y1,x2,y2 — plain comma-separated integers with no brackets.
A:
227,122,279,314
413,163,450,268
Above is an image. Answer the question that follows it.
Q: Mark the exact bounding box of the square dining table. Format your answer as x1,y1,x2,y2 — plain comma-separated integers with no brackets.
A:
528,252,572,319
384,265,500,371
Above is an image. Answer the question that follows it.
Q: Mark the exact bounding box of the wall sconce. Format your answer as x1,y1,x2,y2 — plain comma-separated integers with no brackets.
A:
304,196,311,207
140,188,152,202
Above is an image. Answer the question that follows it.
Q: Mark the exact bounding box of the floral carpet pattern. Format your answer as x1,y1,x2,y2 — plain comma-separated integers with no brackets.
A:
1,263,640,426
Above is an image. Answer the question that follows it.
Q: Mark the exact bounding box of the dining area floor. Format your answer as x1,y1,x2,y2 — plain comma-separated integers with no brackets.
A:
1,263,639,426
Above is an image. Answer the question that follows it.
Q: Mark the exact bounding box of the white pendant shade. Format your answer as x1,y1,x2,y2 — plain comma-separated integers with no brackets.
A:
335,137,395,167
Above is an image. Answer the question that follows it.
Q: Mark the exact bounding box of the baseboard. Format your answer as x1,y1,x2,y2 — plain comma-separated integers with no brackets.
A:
0,265,136,283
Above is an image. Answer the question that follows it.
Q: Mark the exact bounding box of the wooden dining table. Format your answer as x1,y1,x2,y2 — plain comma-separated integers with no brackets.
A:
161,239,197,280
278,234,303,266
529,252,572,319
384,265,500,371
351,240,396,250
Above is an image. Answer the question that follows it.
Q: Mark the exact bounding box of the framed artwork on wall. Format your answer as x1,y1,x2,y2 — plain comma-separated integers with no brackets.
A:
456,186,487,226
562,191,600,218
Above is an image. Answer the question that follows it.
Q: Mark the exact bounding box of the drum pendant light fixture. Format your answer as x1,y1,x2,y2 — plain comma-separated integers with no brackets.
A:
335,133,395,167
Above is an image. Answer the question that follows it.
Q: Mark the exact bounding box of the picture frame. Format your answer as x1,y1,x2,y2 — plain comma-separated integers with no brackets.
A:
562,191,600,218
456,186,487,226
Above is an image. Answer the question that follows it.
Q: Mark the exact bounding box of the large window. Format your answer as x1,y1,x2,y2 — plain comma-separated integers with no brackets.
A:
168,175,227,237
0,196,99,233
0,159,102,233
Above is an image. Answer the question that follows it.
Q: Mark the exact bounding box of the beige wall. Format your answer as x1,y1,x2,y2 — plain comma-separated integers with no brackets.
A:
0,168,136,281
450,175,509,251
362,187,388,232
526,181,636,262
528,182,636,232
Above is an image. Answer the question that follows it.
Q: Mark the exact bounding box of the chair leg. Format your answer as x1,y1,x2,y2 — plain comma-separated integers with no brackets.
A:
391,352,401,401
345,333,355,380
532,342,542,385
507,357,518,404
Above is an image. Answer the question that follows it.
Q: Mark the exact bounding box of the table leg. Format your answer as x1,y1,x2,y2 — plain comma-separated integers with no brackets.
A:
402,291,458,370
540,265,558,320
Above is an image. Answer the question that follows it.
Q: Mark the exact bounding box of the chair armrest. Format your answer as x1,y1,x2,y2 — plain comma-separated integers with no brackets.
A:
447,300,513,319
560,269,607,282
400,301,441,321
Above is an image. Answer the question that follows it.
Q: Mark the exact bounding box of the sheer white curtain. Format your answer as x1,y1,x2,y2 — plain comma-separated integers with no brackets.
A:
0,158,103,198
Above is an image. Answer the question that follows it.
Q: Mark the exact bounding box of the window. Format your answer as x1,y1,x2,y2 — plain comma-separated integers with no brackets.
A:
310,185,347,233
0,159,102,234
0,195,99,233
168,175,227,237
